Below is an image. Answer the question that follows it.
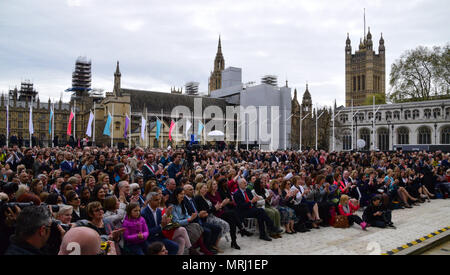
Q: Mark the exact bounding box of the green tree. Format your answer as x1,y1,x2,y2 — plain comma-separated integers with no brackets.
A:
388,44,450,102
364,93,386,105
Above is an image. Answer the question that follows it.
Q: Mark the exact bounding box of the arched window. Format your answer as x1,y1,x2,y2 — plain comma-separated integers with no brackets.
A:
424,109,431,119
412,109,420,119
376,112,382,121
404,110,411,120
446,107,450,119
397,127,409,145
393,111,400,120
357,113,364,122
368,112,373,120
340,114,348,123
115,121,120,130
418,127,431,144
385,111,392,120
441,126,450,144
360,128,371,150
378,128,389,151
342,130,352,150
433,108,441,118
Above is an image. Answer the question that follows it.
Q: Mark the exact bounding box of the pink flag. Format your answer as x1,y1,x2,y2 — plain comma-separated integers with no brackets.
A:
169,120,175,141
67,110,74,136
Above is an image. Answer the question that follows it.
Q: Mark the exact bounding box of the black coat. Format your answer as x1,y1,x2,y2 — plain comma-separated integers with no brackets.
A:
71,208,88,223
362,204,385,224
193,195,216,223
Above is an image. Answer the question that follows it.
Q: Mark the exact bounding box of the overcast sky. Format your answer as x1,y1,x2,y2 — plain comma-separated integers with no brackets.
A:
0,0,448,107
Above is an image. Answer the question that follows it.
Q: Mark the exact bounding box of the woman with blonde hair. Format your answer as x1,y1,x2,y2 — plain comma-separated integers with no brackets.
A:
338,195,367,230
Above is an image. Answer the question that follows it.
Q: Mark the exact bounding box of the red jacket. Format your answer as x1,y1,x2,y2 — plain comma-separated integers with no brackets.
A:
338,201,359,216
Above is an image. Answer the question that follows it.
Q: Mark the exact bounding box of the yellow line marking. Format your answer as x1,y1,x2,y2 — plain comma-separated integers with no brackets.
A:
427,234,434,238
434,231,440,235
441,228,447,232
392,249,399,253
411,241,418,245
402,245,409,249
420,237,426,241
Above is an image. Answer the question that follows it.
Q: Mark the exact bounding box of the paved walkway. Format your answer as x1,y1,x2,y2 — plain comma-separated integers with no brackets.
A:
218,199,450,255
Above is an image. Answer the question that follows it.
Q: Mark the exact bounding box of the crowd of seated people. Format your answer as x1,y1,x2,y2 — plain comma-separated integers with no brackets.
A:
0,143,449,255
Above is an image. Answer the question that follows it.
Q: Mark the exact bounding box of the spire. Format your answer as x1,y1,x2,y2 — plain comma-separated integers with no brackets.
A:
285,79,288,87
363,8,366,40
115,61,121,76
303,82,311,100
379,32,385,53
114,61,122,96
294,88,297,100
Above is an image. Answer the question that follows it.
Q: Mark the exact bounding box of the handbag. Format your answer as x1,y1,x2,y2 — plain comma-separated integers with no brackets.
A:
162,222,181,231
333,215,349,228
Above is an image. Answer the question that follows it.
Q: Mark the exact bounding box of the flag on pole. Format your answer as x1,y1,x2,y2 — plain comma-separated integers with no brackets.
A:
198,121,204,136
29,104,34,135
124,114,130,138
156,119,162,140
86,111,94,137
103,112,112,136
169,120,175,141
67,109,74,136
185,119,192,139
141,116,146,140
49,105,53,134
6,102,9,134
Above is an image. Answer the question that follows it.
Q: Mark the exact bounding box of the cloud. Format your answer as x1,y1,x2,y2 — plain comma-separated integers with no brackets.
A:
0,0,449,107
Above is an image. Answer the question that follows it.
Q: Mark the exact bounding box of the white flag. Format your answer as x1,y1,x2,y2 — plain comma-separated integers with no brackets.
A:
141,116,147,141
29,104,34,135
86,111,94,137
185,119,192,139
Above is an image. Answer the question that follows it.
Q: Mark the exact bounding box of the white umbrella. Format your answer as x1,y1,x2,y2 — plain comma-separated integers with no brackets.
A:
207,130,224,137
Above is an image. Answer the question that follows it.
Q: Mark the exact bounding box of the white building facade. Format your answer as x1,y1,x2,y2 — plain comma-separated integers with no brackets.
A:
332,99,450,151
210,67,292,150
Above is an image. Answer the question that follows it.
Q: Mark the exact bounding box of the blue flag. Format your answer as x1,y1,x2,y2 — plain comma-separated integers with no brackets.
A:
156,119,162,140
103,112,112,136
198,121,204,136
49,107,53,134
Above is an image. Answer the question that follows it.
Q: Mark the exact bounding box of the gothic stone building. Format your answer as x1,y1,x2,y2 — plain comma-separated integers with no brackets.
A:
345,28,385,107
333,99,450,151
208,36,225,95
0,83,75,147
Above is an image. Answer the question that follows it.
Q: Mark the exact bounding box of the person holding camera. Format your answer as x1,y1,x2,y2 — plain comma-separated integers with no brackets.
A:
4,205,52,255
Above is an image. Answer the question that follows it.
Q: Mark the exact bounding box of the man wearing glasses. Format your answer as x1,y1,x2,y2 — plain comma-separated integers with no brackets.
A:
5,205,52,255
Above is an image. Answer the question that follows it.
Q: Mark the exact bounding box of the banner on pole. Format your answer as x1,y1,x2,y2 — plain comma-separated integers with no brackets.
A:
156,119,162,140
124,114,130,138
169,120,175,141
103,112,112,136
86,111,94,137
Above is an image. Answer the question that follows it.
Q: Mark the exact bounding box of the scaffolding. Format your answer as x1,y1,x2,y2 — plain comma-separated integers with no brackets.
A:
185,82,199,95
17,80,38,102
261,75,278,86
66,56,92,96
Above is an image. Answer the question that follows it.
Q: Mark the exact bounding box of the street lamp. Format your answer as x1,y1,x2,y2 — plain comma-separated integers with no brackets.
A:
387,119,391,151
391,123,394,150
434,123,438,144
